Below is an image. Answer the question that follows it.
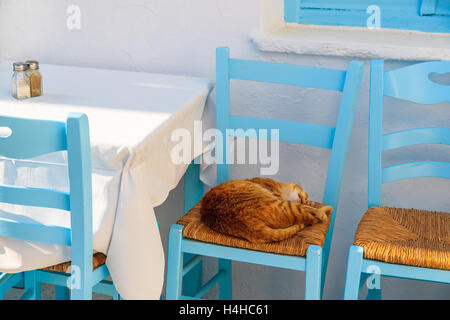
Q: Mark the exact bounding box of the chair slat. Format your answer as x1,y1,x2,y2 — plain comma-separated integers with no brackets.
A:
382,161,450,183
383,127,450,151
229,116,335,149
0,185,70,211
0,218,71,246
229,59,346,91
0,116,67,159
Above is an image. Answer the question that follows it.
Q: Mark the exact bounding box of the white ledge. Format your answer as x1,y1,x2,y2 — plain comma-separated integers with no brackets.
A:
253,24,450,61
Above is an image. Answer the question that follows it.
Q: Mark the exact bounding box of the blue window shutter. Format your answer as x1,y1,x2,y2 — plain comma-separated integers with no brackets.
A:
284,0,450,33
420,0,450,16
420,0,437,15
284,0,301,23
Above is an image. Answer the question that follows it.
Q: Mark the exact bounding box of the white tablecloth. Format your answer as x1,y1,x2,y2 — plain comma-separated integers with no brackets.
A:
0,62,213,299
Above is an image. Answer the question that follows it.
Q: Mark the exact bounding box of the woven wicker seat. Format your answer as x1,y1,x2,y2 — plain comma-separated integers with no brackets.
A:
177,200,332,257
42,252,107,273
354,207,450,270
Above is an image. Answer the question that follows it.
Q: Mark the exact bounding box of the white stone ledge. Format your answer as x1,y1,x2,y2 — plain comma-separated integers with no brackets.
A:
253,24,450,61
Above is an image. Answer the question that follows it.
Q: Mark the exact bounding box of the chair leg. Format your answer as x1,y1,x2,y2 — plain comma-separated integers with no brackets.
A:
166,224,184,300
305,245,322,300
70,286,92,300
218,259,232,300
23,271,40,300
344,246,364,300
112,284,120,300
69,269,92,300
55,285,70,300
366,288,382,300
183,253,203,297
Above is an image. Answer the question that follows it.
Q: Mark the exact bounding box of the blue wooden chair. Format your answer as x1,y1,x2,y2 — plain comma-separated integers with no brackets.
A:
344,60,450,300
0,113,118,300
166,47,364,300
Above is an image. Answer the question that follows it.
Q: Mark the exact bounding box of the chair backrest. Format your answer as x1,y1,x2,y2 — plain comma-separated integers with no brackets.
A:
0,113,93,293
216,47,364,282
368,60,450,208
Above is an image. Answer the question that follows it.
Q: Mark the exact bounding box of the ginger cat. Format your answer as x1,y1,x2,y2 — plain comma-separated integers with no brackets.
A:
200,177,332,243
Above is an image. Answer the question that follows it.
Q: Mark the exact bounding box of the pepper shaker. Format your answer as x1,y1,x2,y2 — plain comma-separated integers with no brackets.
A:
26,60,42,97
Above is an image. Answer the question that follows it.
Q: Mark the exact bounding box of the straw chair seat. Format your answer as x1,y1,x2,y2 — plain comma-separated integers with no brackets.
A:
42,253,107,273
354,206,450,270
177,200,332,257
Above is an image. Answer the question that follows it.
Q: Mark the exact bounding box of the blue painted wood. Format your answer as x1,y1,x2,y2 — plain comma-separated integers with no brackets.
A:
194,270,226,299
166,47,364,300
382,161,450,182
0,116,66,159
305,245,322,300
344,246,364,300
181,295,203,300
0,219,71,245
182,237,306,271
321,60,364,289
93,280,117,296
229,116,335,149
184,161,204,214
218,259,232,299
383,127,450,150
284,0,301,23
90,264,110,286
66,113,94,300
36,270,68,287
285,0,450,33
229,59,346,91
182,161,204,297
384,61,450,104
0,185,70,211
0,273,22,298
216,47,231,184
0,113,116,300
420,0,437,15
23,271,40,300
366,288,382,300
345,59,450,300
37,268,117,298
368,60,384,208
166,224,184,300
361,259,450,284
182,255,202,276
55,285,70,300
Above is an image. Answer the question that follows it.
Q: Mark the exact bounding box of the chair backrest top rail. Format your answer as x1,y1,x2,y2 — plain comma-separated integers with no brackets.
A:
0,116,67,159
373,59,450,104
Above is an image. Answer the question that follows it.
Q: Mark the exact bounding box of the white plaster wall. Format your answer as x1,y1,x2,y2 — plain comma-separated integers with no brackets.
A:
0,0,449,299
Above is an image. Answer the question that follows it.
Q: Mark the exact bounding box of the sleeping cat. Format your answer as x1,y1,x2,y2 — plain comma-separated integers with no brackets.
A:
200,177,332,243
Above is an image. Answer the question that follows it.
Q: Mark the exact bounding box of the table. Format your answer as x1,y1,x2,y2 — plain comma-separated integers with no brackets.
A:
0,62,213,299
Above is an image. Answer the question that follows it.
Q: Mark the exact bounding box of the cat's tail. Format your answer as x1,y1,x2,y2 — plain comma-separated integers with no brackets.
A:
256,224,303,243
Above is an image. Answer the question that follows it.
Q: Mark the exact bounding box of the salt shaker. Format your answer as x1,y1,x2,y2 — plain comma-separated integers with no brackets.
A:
25,60,42,97
12,62,31,99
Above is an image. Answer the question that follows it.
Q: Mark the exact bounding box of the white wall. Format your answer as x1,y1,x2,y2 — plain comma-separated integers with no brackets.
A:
1,0,449,299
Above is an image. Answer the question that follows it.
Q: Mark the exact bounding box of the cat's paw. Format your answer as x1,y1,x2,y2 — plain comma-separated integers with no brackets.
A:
315,206,332,223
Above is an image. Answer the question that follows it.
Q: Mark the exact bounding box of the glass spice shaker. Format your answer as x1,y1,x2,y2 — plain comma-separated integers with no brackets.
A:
12,62,31,99
26,60,42,97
